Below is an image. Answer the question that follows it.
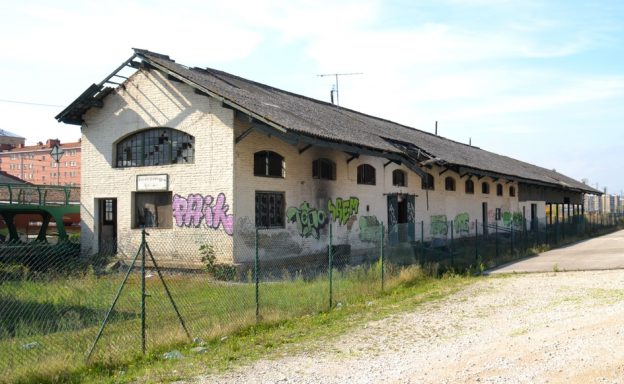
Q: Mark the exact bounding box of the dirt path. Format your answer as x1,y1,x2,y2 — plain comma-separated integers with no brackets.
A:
194,270,624,383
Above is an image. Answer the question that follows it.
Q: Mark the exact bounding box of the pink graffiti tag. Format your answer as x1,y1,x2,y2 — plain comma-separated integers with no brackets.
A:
172,193,234,235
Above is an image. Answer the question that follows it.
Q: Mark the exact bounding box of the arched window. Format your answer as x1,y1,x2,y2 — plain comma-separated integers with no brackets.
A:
496,183,503,196
465,179,474,194
254,151,284,177
116,127,194,167
421,173,435,190
392,169,407,187
445,177,456,191
482,182,490,194
357,164,376,185
312,158,336,180
509,186,516,197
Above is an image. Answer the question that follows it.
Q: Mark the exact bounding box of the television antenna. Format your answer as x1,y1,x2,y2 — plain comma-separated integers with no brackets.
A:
317,72,363,106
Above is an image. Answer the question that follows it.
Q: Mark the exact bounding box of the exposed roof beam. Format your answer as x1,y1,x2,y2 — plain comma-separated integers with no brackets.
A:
235,127,254,144
346,153,359,164
139,55,289,135
298,144,312,154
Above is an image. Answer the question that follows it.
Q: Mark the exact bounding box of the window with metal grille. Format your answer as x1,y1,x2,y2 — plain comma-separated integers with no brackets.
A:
357,164,376,185
116,128,194,168
421,173,434,190
392,169,406,187
255,191,285,228
312,158,336,180
254,151,285,178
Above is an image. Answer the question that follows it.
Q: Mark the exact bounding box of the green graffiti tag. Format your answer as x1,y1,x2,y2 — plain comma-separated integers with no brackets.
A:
286,201,327,239
430,215,448,236
454,212,470,234
358,216,381,242
327,197,359,225
502,212,523,228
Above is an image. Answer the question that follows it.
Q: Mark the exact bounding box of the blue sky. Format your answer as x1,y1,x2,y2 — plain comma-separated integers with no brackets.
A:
1,0,622,194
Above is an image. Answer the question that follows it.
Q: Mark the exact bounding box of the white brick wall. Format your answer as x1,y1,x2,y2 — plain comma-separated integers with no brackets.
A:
80,67,528,266
233,118,521,262
81,69,234,265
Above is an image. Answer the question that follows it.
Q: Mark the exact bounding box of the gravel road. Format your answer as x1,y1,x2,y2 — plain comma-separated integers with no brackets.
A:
194,270,624,384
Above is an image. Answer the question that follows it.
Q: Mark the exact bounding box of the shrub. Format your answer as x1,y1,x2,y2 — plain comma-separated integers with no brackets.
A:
199,244,236,281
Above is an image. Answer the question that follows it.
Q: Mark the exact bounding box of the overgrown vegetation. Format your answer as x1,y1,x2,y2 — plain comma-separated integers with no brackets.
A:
0,262,472,384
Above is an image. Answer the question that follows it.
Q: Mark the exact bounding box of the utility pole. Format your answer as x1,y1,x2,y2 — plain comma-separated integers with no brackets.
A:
317,72,363,106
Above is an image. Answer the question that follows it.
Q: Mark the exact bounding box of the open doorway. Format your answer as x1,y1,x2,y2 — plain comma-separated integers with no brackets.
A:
98,198,117,254
387,194,415,245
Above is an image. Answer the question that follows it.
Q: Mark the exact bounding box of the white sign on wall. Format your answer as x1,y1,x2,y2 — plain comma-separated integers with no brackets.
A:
136,174,169,191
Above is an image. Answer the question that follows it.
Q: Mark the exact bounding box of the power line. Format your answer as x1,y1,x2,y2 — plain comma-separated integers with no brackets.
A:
0,99,64,108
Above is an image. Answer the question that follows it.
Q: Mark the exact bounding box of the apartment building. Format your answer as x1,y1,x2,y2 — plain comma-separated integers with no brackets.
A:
0,139,81,185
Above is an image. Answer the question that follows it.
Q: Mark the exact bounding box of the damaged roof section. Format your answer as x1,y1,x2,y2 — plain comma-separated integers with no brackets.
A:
57,48,601,195
55,53,145,125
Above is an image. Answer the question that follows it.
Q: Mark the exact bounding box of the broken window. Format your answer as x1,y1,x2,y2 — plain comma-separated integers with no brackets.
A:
116,128,194,168
255,191,284,228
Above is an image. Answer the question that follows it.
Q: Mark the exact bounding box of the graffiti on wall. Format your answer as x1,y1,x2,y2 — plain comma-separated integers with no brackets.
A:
286,201,328,239
454,213,470,234
172,193,234,235
502,212,523,228
327,197,359,225
283,196,361,238
358,216,381,242
430,215,448,236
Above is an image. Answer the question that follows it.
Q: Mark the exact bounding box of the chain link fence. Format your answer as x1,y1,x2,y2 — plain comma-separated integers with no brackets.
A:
1,213,622,382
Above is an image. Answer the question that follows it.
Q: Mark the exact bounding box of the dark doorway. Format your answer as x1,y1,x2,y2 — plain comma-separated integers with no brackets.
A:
482,202,488,235
530,203,538,231
98,198,117,254
388,194,415,246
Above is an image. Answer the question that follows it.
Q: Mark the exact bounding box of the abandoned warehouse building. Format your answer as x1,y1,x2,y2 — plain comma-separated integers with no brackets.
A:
56,49,600,267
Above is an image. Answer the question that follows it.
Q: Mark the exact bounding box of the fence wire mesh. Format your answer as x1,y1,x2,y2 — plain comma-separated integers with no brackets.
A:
0,213,623,382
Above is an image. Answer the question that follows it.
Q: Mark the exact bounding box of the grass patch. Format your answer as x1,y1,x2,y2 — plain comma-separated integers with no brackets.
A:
1,265,474,384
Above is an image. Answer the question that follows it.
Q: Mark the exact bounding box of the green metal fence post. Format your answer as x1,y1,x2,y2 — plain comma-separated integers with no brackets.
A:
328,222,333,310
495,221,499,260
450,220,454,267
510,223,514,256
255,227,259,322
475,219,479,264
141,228,147,355
380,222,385,291
421,220,425,264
